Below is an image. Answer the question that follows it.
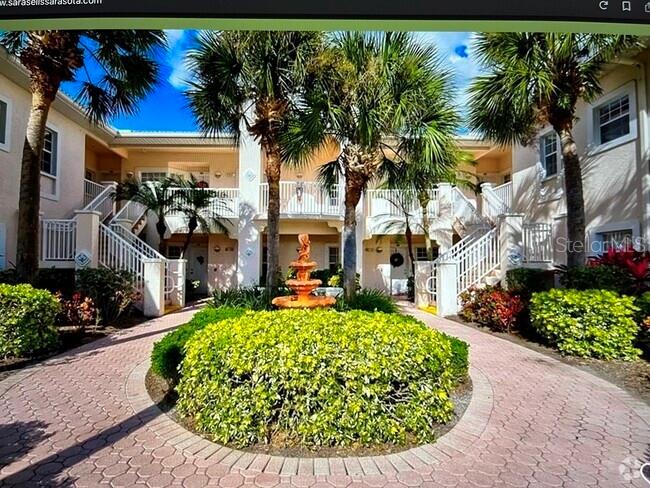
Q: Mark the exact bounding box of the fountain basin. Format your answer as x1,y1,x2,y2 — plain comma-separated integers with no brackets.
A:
272,294,336,309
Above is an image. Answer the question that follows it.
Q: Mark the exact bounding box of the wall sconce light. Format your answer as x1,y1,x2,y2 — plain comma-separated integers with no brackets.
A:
214,172,222,179
376,247,383,253
296,173,303,179
126,171,134,178
214,245,221,253
365,247,372,252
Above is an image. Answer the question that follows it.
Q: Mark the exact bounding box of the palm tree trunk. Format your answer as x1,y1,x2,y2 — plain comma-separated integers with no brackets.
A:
181,217,198,258
343,171,364,300
16,87,55,283
156,217,167,256
418,192,434,260
405,220,415,277
264,146,282,295
558,126,586,268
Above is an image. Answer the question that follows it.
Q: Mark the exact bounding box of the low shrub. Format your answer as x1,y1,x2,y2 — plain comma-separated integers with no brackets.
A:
0,284,60,358
211,287,279,311
529,289,640,360
76,268,138,324
151,307,246,382
177,309,467,448
448,337,469,383
336,288,398,314
327,266,360,290
634,292,650,357
55,292,97,330
506,268,555,300
560,264,633,295
459,285,524,332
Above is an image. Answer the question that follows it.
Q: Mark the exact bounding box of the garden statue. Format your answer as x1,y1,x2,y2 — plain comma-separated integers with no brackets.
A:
272,233,336,309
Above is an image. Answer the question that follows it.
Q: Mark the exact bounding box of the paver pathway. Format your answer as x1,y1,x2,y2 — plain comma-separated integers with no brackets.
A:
0,304,649,487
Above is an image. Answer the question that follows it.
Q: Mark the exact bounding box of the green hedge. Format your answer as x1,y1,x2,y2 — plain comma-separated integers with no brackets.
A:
530,289,640,360
0,284,60,358
151,307,246,382
336,288,398,314
177,309,468,448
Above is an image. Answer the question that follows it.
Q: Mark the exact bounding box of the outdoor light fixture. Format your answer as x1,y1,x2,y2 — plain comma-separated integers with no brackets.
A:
215,172,222,179
214,245,221,252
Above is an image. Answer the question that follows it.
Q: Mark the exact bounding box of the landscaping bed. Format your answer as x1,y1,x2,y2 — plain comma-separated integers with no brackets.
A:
146,305,472,456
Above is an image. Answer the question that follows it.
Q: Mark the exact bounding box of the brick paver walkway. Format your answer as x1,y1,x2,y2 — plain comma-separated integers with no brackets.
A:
0,304,649,487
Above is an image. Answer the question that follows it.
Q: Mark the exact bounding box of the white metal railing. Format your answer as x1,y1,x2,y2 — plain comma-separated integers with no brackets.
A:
493,182,513,210
98,223,147,292
523,222,553,263
112,199,148,225
452,187,486,231
83,182,116,221
366,189,439,219
455,227,500,295
166,187,239,218
110,222,163,260
260,182,341,216
84,179,105,206
41,219,76,261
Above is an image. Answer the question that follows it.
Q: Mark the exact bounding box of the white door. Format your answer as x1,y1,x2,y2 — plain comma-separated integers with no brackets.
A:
188,244,208,295
0,223,6,270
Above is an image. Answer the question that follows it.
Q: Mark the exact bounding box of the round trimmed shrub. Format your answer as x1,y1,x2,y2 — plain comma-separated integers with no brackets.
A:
177,309,467,448
0,284,60,358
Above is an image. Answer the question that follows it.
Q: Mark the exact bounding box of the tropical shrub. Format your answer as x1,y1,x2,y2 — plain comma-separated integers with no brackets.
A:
506,268,555,300
0,284,60,358
151,307,246,383
560,264,633,294
76,268,138,324
336,288,398,314
327,266,360,290
529,289,640,360
448,337,469,383
177,309,467,447
588,246,649,293
55,292,97,330
459,285,524,332
211,287,277,310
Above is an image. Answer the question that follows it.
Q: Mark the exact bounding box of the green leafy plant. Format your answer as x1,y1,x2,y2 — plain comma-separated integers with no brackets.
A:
177,309,467,448
506,268,555,300
151,307,246,383
327,266,360,290
459,285,524,332
76,268,138,324
559,265,633,294
0,284,60,358
211,287,276,311
448,337,469,384
336,288,398,314
529,289,640,360
55,292,97,331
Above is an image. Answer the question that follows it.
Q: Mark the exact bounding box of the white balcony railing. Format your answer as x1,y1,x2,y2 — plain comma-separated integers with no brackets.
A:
113,200,148,225
84,179,106,207
493,181,513,209
260,182,342,216
82,182,116,222
166,188,240,218
366,189,439,219
523,222,553,263
41,219,77,261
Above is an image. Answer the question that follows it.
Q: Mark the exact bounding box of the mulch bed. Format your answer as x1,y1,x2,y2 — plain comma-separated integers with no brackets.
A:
145,368,473,458
448,316,650,404
0,314,147,382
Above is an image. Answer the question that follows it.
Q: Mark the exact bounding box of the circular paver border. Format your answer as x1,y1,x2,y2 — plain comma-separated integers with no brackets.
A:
126,358,493,476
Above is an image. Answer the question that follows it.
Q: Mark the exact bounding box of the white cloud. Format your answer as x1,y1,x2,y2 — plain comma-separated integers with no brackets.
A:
164,29,194,90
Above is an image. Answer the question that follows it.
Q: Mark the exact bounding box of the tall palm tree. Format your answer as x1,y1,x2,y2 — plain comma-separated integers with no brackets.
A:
468,33,640,268
115,176,181,255
0,30,165,283
186,31,322,294
283,32,460,298
174,176,231,258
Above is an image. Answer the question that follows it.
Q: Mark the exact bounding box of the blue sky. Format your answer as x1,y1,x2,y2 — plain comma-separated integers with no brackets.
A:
62,31,478,133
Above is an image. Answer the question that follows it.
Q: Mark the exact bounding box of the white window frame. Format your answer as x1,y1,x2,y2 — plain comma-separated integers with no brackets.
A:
588,81,638,154
415,247,428,261
0,94,12,153
587,219,641,256
326,245,340,272
138,169,170,182
40,124,60,201
539,129,561,180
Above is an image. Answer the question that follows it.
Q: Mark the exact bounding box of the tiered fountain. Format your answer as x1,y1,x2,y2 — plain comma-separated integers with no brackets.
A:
272,234,336,309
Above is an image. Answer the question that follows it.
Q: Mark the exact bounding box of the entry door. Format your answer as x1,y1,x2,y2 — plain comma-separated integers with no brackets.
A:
188,244,209,295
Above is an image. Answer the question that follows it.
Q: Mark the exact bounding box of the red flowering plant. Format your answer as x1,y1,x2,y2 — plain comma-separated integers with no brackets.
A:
587,246,650,294
55,292,98,331
459,285,524,332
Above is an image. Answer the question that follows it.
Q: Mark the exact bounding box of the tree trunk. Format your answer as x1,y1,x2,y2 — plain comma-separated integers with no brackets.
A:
264,145,282,295
181,216,198,258
343,171,364,300
418,192,434,260
16,88,54,283
156,217,167,256
558,126,586,268
405,221,415,277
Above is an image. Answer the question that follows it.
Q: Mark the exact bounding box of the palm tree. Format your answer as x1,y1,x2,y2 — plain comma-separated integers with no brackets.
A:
468,33,640,268
283,32,460,298
174,176,231,258
0,30,165,283
115,176,181,255
186,31,322,294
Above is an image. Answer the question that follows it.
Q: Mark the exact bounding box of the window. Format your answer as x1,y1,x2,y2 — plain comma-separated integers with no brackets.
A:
597,94,630,145
40,128,58,176
140,171,168,182
328,246,340,271
167,245,183,259
416,247,428,261
0,98,8,151
600,229,633,251
540,132,558,178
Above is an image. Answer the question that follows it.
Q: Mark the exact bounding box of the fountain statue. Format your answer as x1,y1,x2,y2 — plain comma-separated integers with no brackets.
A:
272,234,336,309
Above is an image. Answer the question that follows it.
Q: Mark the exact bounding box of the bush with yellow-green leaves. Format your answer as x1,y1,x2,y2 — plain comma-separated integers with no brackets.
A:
176,309,468,448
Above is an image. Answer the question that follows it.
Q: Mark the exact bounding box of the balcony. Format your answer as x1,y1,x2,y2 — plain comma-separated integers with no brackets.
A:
259,181,342,218
366,189,440,236
166,188,240,219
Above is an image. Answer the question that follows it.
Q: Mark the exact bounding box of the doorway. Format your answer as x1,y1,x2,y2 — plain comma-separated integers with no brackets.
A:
187,244,209,295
